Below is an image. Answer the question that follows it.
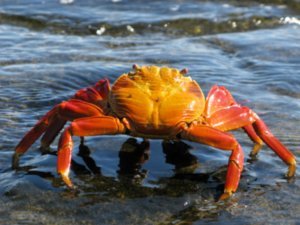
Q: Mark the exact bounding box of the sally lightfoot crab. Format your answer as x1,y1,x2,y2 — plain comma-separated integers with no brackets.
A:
14,65,296,200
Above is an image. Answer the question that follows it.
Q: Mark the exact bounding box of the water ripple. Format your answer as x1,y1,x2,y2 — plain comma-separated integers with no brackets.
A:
0,0,300,224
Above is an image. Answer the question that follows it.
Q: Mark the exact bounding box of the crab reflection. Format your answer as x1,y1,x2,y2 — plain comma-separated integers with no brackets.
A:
162,140,198,171
21,138,209,189
117,138,150,182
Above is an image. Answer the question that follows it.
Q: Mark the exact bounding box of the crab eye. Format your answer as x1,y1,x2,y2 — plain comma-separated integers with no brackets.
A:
180,68,188,75
132,64,140,70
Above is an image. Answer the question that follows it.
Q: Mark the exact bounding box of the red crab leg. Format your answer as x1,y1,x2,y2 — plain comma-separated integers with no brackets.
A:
207,105,296,178
73,78,110,105
204,85,267,156
207,106,264,155
13,99,106,170
180,124,244,200
243,124,263,156
41,99,106,149
14,107,58,155
15,78,110,154
57,116,126,187
204,85,236,117
206,105,253,131
15,99,104,154
40,116,66,151
251,114,296,177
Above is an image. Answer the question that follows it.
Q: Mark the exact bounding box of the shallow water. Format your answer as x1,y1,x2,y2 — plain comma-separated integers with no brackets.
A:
0,0,300,224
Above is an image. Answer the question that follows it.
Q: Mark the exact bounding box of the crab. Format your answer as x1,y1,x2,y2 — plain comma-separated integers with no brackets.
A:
14,65,296,200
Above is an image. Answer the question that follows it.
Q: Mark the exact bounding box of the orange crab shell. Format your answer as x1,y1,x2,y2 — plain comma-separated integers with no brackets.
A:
109,65,205,137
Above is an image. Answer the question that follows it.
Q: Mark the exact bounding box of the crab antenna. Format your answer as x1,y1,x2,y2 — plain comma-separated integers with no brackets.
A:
180,68,188,75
